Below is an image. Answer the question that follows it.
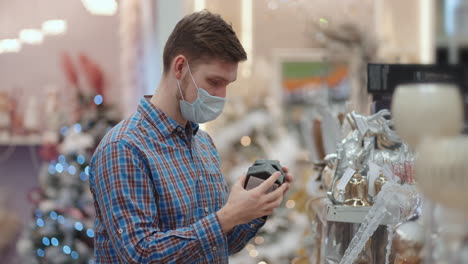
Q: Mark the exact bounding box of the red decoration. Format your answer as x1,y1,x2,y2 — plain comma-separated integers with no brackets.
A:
39,143,60,161
61,53,79,87
79,53,105,96
27,187,44,205
66,207,86,220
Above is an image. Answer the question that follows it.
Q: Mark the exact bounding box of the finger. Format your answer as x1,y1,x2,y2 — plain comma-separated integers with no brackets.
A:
255,171,281,193
263,183,288,203
265,194,284,210
237,173,247,187
285,173,294,183
282,166,289,173
283,183,290,195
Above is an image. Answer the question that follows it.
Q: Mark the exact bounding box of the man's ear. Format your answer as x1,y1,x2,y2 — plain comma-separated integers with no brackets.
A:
173,55,187,80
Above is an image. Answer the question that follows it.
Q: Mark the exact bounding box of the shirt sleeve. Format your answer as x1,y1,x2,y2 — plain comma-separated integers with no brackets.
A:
226,218,266,255
202,131,268,255
90,141,227,263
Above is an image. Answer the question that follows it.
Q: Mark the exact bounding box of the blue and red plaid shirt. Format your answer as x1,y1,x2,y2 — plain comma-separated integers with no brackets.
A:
89,96,265,263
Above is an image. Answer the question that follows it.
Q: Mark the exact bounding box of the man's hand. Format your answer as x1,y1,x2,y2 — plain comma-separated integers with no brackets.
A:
282,166,294,195
216,168,294,233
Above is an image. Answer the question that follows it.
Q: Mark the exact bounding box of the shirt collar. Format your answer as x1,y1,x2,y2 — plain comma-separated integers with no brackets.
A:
138,96,199,137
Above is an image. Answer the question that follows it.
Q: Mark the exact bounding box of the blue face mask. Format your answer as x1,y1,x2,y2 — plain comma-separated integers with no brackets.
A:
177,62,226,124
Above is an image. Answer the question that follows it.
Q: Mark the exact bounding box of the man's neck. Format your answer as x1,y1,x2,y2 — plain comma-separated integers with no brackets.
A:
150,79,188,127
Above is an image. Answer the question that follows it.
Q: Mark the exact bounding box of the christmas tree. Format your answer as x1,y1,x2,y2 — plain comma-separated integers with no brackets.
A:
209,97,311,264
16,53,119,264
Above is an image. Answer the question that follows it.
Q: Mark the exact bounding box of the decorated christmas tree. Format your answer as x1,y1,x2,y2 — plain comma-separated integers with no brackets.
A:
209,97,311,264
16,53,120,264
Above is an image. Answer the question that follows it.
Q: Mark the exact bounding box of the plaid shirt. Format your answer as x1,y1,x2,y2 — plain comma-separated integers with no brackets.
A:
89,97,265,263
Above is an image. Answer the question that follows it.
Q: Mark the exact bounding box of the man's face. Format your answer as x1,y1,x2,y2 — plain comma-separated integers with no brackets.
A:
181,59,238,103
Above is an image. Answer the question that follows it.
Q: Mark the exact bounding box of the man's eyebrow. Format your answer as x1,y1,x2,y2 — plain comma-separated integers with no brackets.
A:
207,75,235,83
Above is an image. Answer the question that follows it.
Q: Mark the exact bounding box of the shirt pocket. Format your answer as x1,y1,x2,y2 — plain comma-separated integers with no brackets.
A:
205,165,229,207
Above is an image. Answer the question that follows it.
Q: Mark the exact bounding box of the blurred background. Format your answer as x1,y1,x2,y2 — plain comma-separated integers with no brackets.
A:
0,0,466,263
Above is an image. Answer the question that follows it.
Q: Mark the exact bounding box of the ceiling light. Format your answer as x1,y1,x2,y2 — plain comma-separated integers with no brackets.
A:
42,20,67,35
0,39,22,53
19,29,44,45
81,0,118,16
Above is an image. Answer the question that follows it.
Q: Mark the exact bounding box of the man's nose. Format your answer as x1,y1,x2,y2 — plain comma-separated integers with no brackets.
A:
213,87,226,98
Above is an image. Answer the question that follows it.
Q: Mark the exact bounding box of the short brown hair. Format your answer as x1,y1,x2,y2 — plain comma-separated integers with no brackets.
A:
163,10,247,74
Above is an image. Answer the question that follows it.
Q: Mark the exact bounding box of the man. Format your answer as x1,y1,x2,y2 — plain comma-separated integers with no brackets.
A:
89,10,293,263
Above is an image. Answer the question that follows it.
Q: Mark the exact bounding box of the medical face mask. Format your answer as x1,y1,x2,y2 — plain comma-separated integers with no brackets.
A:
177,63,226,124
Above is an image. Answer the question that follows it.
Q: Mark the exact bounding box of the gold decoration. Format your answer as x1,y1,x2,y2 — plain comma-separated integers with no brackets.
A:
344,173,370,207
391,221,424,264
374,173,388,195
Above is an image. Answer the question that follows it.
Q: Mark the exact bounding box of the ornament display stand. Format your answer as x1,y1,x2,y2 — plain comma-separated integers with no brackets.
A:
0,134,42,146
326,205,397,226
310,196,397,264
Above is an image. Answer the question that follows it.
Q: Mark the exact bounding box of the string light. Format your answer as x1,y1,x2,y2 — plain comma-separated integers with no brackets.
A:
60,126,68,136
48,164,56,174
94,94,103,105
58,155,66,164
42,237,50,246
71,251,79,259
249,249,259,257
286,199,296,209
36,218,44,227
73,123,82,133
240,136,252,147
80,172,88,181
77,155,86,165
74,222,84,231
57,215,65,224
37,248,45,257
254,236,265,245
68,165,77,175
63,245,71,254
84,166,90,176
86,229,95,238
50,211,58,220
51,237,59,246
246,243,255,251
55,163,64,173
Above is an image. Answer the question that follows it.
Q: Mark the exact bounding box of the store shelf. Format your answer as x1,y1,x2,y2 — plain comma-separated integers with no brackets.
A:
326,205,396,226
0,134,42,146
437,36,468,48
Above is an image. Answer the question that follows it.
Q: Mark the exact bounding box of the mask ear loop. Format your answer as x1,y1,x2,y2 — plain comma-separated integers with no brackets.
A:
186,62,199,89
176,79,185,101
176,59,191,101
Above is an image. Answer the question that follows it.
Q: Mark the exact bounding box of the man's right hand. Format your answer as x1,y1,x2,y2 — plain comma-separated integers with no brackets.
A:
216,172,288,233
